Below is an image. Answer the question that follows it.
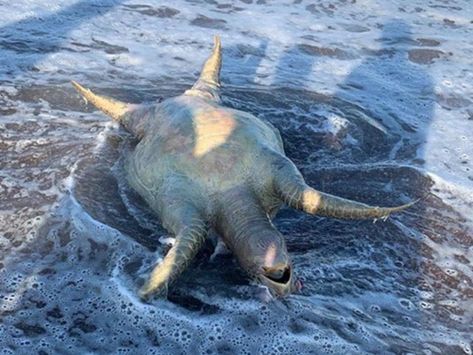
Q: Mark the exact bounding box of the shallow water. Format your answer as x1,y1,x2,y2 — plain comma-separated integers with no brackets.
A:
1,1,472,354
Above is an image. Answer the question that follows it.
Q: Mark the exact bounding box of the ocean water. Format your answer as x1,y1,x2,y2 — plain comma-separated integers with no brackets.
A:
1,0,472,354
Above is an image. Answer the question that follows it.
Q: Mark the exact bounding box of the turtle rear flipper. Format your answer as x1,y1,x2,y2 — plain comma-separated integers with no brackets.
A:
139,188,208,300
270,154,417,220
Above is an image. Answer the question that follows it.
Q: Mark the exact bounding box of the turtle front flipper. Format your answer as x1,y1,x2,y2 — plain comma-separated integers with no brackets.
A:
270,154,417,220
185,35,222,102
71,81,147,138
139,200,208,300
71,81,132,121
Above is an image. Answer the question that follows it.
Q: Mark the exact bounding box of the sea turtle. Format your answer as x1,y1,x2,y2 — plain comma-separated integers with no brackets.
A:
72,36,415,299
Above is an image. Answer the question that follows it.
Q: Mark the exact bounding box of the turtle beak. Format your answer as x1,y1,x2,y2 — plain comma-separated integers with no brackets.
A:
258,264,298,297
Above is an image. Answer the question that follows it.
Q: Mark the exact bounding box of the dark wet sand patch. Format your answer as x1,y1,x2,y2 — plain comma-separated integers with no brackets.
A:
215,3,246,13
297,43,354,60
435,93,472,110
71,38,128,55
191,15,227,30
305,3,335,16
416,38,441,47
408,49,444,64
91,38,128,54
123,5,179,18
341,24,370,33
429,4,463,11
443,18,456,25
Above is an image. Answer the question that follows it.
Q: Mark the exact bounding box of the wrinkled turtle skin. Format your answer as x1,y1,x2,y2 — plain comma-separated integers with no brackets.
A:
72,36,415,299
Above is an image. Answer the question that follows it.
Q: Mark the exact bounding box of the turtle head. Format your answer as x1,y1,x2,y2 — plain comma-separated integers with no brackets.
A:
218,187,301,297
237,231,300,297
